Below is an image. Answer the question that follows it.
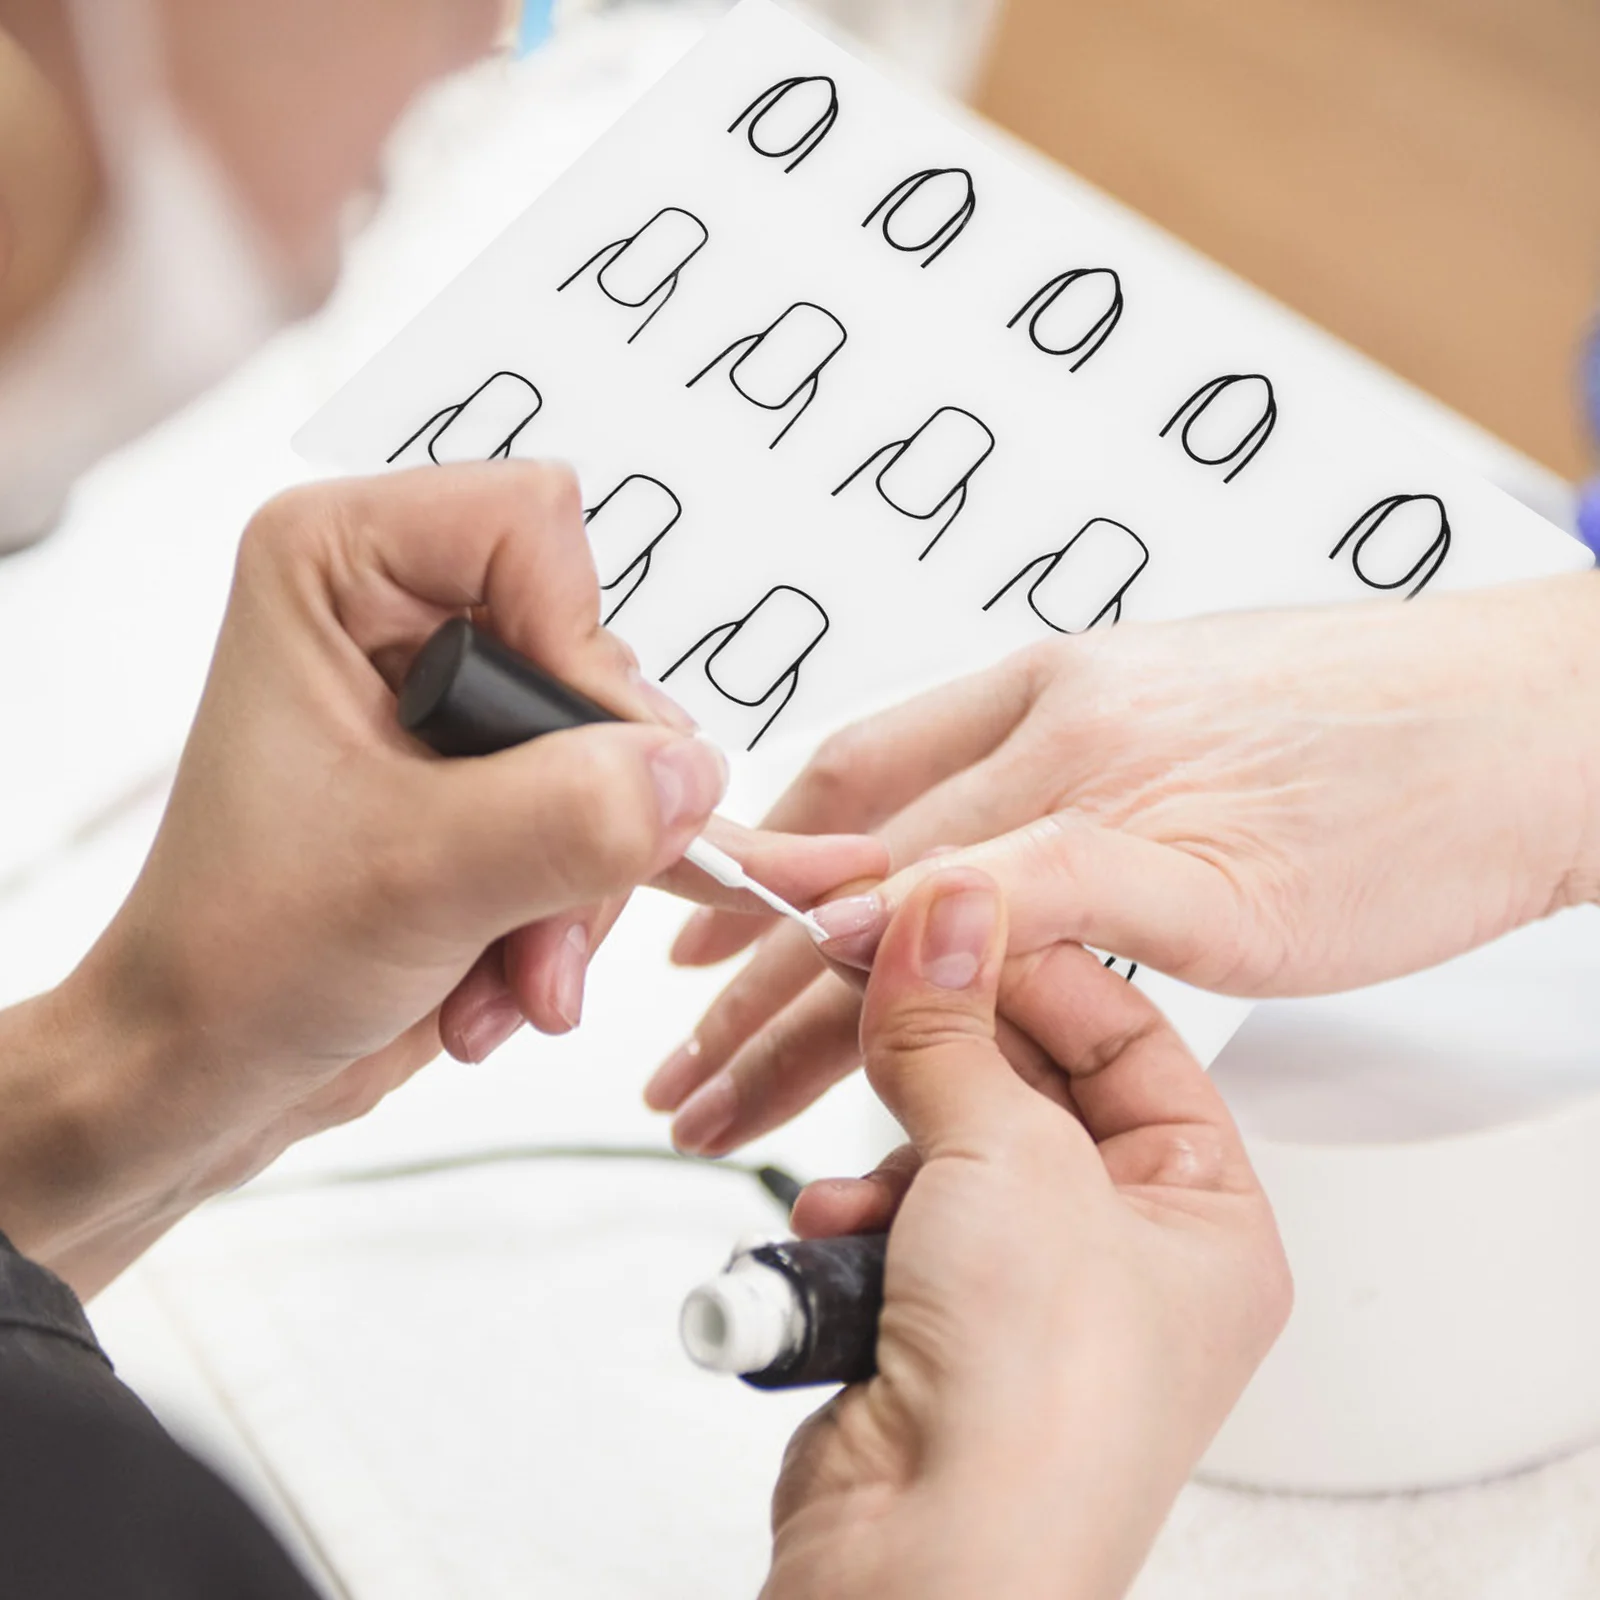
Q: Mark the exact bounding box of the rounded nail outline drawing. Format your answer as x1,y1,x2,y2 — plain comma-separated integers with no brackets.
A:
557,205,711,344
686,301,848,449
1329,492,1452,599
1007,268,1124,372
1160,372,1278,483
728,74,840,172
387,370,544,466
832,405,996,560
983,516,1150,633
661,584,831,750
862,167,977,268
583,473,684,625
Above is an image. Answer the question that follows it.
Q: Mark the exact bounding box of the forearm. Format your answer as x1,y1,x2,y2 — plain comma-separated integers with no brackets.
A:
0,965,207,1298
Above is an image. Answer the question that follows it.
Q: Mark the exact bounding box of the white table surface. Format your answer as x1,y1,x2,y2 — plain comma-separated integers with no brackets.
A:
4,6,1599,1595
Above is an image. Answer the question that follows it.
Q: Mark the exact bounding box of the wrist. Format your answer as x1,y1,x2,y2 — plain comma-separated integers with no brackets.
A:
1531,573,1600,910
0,955,210,1292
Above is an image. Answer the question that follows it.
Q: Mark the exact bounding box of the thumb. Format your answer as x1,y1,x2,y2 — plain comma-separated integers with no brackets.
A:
418,724,728,933
860,869,1033,1154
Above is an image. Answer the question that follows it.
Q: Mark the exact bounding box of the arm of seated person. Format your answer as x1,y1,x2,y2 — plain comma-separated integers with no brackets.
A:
0,463,885,1298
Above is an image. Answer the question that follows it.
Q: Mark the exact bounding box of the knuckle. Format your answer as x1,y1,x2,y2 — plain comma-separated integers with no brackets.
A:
804,725,874,806
556,741,662,878
237,483,328,569
516,461,583,529
868,1005,992,1070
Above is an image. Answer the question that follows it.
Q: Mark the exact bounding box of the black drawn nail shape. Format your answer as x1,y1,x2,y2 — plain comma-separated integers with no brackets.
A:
729,75,839,172
662,585,830,751
1329,493,1451,599
833,406,995,560
388,370,542,466
687,302,846,448
1160,373,1277,482
584,474,682,624
1007,268,1123,371
557,206,710,343
984,517,1150,633
863,168,976,268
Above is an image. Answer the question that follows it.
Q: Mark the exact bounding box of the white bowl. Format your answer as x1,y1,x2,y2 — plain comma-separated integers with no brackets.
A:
1202,905,1600,1493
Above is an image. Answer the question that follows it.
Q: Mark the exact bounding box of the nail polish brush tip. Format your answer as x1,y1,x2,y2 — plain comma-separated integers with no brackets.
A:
684,838,828,942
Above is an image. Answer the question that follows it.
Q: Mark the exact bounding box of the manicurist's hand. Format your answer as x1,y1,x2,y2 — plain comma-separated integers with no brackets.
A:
764,872,1290,1600
651,575,1600,1155
0,464,883,1293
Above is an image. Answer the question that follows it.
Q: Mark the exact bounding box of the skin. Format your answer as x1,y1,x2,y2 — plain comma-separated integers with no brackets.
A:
764,873,1290,1600
0,5,1289,1588
653,575,1600,1155
0,0,886,1297
0,462,884,1298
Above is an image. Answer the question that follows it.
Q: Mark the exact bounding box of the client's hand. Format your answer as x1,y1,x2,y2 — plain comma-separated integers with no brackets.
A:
4,465,882,1292
651,575,1600,1155
765,872,1290,1600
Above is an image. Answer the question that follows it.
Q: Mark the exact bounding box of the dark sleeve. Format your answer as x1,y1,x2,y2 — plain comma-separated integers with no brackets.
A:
0,1229,322,1600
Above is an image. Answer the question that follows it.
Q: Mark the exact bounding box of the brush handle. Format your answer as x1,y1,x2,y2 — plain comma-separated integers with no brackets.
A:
398,618,618,757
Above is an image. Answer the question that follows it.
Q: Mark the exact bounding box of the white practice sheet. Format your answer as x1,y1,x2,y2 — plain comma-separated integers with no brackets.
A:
296,0,1590,1062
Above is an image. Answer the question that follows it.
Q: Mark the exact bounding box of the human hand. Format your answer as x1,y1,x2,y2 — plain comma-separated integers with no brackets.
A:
763,872,1290,1600
14,464,881,1289
650,575,1600,1155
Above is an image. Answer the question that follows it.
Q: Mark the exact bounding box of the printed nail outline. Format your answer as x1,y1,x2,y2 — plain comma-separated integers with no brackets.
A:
863,167,977,268
661,583,830,750
583,473,684,624
1329,492,1452,599
983,517,1150,633
1007,268,1124,371
833,405,996,560
1160,372,1278,483
728,74,840,172
686,301,848,449
387,370,544,465
557,205,711,344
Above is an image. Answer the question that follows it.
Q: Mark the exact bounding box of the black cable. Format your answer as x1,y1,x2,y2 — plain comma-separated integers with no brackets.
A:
232,1145,805,1215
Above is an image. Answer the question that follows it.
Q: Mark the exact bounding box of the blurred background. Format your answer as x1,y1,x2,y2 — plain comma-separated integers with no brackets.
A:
767,0,1600,481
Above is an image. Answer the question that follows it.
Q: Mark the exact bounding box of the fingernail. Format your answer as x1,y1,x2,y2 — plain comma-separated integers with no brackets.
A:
919,884,997,990
628,667,697,732
460,994,524,1063
645,1036,703,1110
672,1073,737,1154
810,893,886,969
670,908,717,965
551,922,588,1031
651,738,729,830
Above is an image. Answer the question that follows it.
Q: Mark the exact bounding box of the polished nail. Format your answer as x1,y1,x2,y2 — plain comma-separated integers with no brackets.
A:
551,922,588,1031
644,1037,702,1110
460,995,524,1063
672,1074,738,1154
628,667,698,732
810,893,887,969
919,885,997,990
651,738,729,830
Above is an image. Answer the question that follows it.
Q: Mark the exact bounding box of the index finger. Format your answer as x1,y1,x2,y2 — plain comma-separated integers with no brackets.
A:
999,944,1254,1189
259,463,672,725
